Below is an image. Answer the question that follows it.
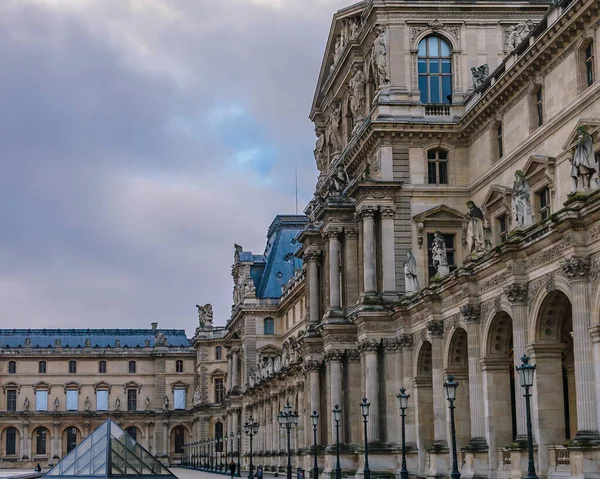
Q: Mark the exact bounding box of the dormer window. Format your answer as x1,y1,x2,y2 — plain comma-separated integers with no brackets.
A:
418,35,452,104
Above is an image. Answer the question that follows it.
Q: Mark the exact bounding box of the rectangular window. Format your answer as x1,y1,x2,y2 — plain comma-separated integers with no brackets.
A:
6,428,16,455
96,390,108,411
498,214,508,243
127,389,137,411
36,390,48,412
536,89,543,127
7,390,17,412
497,123,504,158
586,44,595,87
98,361,106,374
174,389,186,410
427,150,448,185
215,378,225,403
66,390,78,411
264,318,275,335
427,233,456,280
8,361,16,374
128,361,136,374
69,361,77,374
538,187,551,221
39,361,47,374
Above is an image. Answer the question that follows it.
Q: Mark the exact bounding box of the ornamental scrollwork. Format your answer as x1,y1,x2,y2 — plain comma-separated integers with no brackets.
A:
398,334,414,349
459,304,481,323
426,320,444,337
562,256,591,279
302,360,322,372
358,339,381,352
503,283,529,304
324,349,345,362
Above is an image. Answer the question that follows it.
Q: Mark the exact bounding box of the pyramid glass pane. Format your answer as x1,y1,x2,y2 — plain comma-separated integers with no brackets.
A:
45,419,175,478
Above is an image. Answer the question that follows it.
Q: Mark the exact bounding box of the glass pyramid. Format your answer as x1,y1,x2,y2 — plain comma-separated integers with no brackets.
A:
46,419,175,478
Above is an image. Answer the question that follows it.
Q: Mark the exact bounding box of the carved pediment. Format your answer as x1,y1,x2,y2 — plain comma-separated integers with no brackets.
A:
413,204,466,223
170,380,190,392
562,118,600,151
209,368,227,378
64,381,81,392
33,381,51,391
521,154,556,190
93,381,112,392
257,344,281,355
123,381,141,392
482,185,512,216
2,381,21,392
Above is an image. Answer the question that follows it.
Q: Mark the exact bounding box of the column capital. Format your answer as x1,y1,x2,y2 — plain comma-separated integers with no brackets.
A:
231,347,241,355
304,248,321,262
398,333,414,349
358,339,381,352
344,227,359,238
302,360,322,372
460,303,481,323
346,349,361,361
426,319,444,338
380,205,396,218
323,349,345,362
355,205,377,219
383,338,401,352
322,227,342,240
503,282,529,304
562,255,591,280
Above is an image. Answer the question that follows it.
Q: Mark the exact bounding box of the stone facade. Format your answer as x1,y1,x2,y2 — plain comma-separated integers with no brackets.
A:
193,0,600,478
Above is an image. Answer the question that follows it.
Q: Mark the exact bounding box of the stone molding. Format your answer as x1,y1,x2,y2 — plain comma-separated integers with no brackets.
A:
398,334,414,349
460,303,481,323
302,360,322,372
358,339,381,352
562,255,591,280
346,349,361,361
503,283,529,304
380,205,396,218
324,349,345,362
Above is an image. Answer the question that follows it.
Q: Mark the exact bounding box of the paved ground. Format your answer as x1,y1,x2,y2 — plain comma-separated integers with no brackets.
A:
0,471,44,479
173,469,236,479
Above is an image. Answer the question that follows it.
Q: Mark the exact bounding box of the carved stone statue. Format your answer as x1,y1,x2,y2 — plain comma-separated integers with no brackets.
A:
249,370,256,387
145,396,151,411
196,304,214,330
331,36,343,71
570,127,596,191
326,102,343,154
267,358,274,376
349,17,361,40
466,201,486,255
154,331,167,347
506,20,533,52
404,251,419,294
114,397,121,411
163,395,169,411
314,129,327,172
512,170,533,227
54,397,60,411
192,388,201,407
372,26,389,87
274,356,281,373
349,65,367,120
84,396,91,411
282,348,288,368
330,165,349,195
243,278,256,297
432,231,450,276
24,397,30,411
471,64,489,89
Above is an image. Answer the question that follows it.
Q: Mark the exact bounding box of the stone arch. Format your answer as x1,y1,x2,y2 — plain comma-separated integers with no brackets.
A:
528,275,572,344
413,339,433,476
485,311,513,358
1,425,21,457
445,327,468,371
31,425,51,457
481,301,513,357
533,290,572,343
59,424,84,436
168,422,192,437
415,340,432,377
413,30,458,52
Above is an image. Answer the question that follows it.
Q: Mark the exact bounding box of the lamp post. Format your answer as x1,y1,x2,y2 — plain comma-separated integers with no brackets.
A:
213,437,217,471
230,432,235,466
221,435,225,472
237,431,242,477
310,411,319,479
396,388,410,479
516,355,538,479
444,376,460,479
360,398,371,479
244,416,260,479
203,439,207,469
332,405,342,479
224,434,228,474
278,401,299,479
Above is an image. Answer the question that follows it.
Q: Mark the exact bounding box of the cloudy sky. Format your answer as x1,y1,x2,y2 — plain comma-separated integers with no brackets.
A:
0,0,350,333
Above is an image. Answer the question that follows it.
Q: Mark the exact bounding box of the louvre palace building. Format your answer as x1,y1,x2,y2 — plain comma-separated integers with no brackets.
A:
3,0,600,478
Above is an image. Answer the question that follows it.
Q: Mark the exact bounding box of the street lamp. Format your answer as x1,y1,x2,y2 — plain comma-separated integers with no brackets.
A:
396,388,410,479
279,401,299,479
516,355,538,479
221,435,225,472
237,431,242,477
332,404,342,479
310,411,319,479
230,432,235,467
444,376,460,479
244,417,259,479
360,398,371,479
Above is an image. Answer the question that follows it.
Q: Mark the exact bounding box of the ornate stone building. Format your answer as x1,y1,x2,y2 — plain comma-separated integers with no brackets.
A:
194,0,600,478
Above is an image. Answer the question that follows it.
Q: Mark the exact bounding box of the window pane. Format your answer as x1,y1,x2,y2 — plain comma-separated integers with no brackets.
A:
438,150,448,160
6,428,16,455
418,76,428,103
429,60,439,74
428,161,437,184
429,37,439,56
97,390,108,411
442,76,452,104
430,76,440,103
441,58,451,74
427,150,437,160
36,391,48,411
7,391,16,411
418,58,427,73
67,390,78,411
418,39,426,56
174,389,185,410
438,162,448,184
440,39,451,56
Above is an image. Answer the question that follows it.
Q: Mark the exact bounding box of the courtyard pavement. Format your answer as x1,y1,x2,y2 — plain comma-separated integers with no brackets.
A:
173,469,237,479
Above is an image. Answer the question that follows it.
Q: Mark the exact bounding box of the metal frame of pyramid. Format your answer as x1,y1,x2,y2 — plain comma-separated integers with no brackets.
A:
45,419,176,478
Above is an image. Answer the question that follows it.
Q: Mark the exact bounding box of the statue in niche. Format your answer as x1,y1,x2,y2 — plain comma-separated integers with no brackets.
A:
349,18,361,40
404,251,419,294
249,371,255,387
274,356,281,373
466,201,486,255
163,395,169,411
432,231,450,276
326,102,343,154
196,304,214,330
282,348,288,368
330,165,349,195
192,388,201,407
267,358,274,376
54,397,60,411
145,396,151,411
570,127,596,191
314,129,327,172
255,363,263,380
24,397,30,411
511,170,533,227
84,396,91,411
349,64,367,121
371,26,389,87
243,277,256,297
331,36,343,71
114,397,121,411
471,64,489,89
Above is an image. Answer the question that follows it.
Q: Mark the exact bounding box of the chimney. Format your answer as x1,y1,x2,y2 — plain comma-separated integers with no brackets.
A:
151,322,158,330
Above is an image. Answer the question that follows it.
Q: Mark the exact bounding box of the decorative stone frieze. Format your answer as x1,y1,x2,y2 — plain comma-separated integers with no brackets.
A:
302,360,321,372
324,349,345,362
358,339,381,352
398,334,414,349
562,255,591,279
383,338,400,352
346,349,361,361
460,304,481,323
503,283,529,304
426,320,444,337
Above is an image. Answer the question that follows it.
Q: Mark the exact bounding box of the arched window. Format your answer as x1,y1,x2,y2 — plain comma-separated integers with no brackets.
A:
66,427,78,453
36,427,47,455
128,361,136,374
125,426,138,441
5,427,16,455
427,149,448,184
215,422,223,452
8,361,16,374
215,346,222,360
176,360,184,373
173,426,185,454
418,36,452,104
264,318,275,335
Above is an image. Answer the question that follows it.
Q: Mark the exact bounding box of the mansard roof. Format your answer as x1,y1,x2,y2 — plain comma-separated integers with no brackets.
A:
0,329,191,349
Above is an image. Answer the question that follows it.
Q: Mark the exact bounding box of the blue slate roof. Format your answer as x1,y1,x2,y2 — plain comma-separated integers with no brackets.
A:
253,215,308,299
0,329,191,348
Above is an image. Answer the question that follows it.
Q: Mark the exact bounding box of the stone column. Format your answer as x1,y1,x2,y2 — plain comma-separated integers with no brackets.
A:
227,352,233,392
427,320,447,446
232,348,240,391
563,257,600,438
52,421,59,459
380,205,397,295
400,335,416,444
383,338,402,444
305,361,322,443
344,229,359,306
360,340,381,441
326,350,344,444
460,304,487,447
358,207,377,295
296,383,305,450
233,408,240,453
307,252,321,327
326,230,341,310
504,283,529,438
22,421,30,459
163,421,169,456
